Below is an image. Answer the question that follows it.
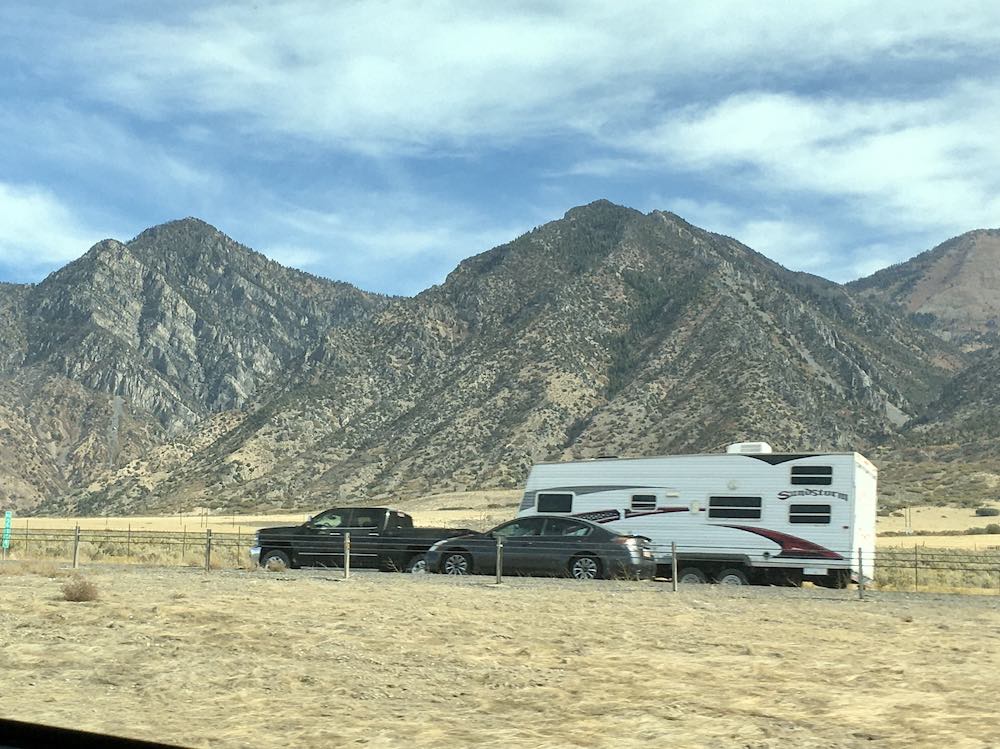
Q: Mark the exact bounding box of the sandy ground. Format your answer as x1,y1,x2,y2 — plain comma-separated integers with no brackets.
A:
877,503,1000,534
1,565,999,749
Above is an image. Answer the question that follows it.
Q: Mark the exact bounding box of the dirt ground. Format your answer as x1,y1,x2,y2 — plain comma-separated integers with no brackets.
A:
1,564,998,749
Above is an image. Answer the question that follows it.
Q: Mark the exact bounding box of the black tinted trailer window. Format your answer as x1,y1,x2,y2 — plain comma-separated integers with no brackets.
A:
789,503,832,524
631,494,656,510
536,493,573,513
791,465,833,485
708,496,762,520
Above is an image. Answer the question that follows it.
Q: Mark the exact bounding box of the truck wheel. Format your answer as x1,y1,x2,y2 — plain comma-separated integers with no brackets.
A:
569,555,602,580
677,567,708,584
442,552,472,575
405,554,428,573
715,568,750,586
261,550,290,570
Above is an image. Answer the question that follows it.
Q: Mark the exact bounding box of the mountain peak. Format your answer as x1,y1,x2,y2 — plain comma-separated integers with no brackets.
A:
850,228,1000,342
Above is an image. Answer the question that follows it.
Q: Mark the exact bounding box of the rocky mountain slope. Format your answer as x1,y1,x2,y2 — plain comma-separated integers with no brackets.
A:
849,229,1000,346
0,201,995,514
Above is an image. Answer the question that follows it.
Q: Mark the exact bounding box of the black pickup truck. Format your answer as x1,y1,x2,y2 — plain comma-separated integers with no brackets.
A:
249,507,474,573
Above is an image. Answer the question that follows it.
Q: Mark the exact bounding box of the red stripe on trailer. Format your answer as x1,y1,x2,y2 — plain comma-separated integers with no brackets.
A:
722,525,843,560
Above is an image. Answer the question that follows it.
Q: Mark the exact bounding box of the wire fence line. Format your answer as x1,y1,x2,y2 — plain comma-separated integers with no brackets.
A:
2,527,1000,594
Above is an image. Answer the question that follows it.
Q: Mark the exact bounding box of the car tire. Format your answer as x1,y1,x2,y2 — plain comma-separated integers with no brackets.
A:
569,555,603,580
677,566,708,584
405,553,428,573
715,568,750,586
441,552,472,575
261,550,291,570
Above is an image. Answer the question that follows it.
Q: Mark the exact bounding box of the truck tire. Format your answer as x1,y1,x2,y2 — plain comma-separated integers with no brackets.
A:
261,549,291,570
405,553,428,573
677,567,708,584
441,552,472,575
569,555,602,580
715,568,750,586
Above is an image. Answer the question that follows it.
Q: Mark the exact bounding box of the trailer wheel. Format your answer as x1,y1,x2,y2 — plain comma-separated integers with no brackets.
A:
677,567,708,584
715,568,750,586
405,553,428,573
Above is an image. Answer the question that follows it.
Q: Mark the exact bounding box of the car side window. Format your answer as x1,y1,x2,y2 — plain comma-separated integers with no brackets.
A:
311,510,349,528
542,518,592,537
493,518,546,537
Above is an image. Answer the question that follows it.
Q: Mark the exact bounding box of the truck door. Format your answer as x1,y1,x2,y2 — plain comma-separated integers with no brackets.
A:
343,508,384,568
298,508,353,567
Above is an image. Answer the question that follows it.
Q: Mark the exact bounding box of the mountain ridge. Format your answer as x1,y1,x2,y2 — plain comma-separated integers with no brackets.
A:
0,201,995,514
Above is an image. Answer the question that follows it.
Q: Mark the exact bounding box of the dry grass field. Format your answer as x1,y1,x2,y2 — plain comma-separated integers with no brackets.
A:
2,564,999,748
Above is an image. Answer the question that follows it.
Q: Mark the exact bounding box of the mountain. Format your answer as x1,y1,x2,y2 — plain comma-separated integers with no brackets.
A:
849,229,1000,345
18,201,968,516
0,219,384,510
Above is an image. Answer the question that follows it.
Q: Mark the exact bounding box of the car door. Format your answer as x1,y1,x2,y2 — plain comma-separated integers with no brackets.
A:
491,517,546,575
536,518,595,575
297,509,354,567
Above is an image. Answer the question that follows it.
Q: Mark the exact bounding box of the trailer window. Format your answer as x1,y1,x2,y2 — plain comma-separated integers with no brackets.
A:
789,504,831,524
631,494,657,510
708,496,762,520
791,466,833,485
536,493,573,513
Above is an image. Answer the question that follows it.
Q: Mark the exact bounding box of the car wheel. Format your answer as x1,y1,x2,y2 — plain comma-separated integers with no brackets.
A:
405,554,428,573
261,550,290,570
442,552,472,575
570,555,602,580
677,567,708,584
715,568,750,586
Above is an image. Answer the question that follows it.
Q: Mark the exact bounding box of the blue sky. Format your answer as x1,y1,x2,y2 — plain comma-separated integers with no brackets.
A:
1,2,999,295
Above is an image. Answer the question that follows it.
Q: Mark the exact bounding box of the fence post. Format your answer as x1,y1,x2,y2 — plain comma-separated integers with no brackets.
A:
913,544,919,592
72,525,81,569
671,542,679,592
343,532,351,580
495,536,504,584
858,547,865,600
204,529,213,572
181,527,187,561
24,520,29,558
127,524,132,562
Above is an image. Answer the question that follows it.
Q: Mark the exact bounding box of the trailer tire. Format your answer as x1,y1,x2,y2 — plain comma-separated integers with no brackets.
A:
715,568,750,586
677,567,708,584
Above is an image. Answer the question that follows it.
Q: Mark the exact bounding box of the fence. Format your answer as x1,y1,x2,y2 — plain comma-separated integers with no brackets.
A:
3,528,1000,595
0,526,248,570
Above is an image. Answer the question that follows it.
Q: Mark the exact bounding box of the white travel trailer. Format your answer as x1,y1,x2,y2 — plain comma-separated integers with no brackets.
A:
518,442,876,587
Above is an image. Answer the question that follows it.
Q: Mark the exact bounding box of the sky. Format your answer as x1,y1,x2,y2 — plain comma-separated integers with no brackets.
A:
1,1,999,295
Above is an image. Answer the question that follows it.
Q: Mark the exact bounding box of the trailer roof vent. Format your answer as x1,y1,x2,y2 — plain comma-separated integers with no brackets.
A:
726,442,773,454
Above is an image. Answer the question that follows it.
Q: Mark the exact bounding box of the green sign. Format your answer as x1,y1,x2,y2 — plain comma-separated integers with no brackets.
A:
2,511,11,550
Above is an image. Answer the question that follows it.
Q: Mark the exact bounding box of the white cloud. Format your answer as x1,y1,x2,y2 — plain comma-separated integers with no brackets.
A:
34,1,1000,154
0,182,105,270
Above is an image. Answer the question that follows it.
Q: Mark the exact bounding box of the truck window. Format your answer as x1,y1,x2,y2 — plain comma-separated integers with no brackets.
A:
389,511,413,529
311,509,350,528
708,496,762,520
351,510,382,528
537,493,573,513
789,503,832,524
631,494,656,510
791,466,833,485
